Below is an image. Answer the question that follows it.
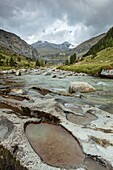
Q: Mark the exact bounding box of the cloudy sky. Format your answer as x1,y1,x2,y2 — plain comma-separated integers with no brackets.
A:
0,0,113,45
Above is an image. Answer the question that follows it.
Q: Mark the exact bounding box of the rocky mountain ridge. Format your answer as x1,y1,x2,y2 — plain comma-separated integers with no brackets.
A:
72,33,106,58
32,40,72,50
84,27,113,56
0,29,38,60
32,40,72,58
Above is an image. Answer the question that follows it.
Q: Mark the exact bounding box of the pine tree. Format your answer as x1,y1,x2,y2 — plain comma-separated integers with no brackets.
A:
35,59,41,67
9,56,15,66
70,53,76,64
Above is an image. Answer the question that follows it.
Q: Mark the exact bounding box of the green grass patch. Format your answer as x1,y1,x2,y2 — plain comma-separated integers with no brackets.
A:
0,46,35,70
57,47,113,75
58,63,112,75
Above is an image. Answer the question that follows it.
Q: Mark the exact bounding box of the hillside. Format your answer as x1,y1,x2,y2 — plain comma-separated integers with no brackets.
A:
58,27,113,75
58,46,113,76
84,27,113,56
71,33,105,58
0,46,35,70
0,29,38,60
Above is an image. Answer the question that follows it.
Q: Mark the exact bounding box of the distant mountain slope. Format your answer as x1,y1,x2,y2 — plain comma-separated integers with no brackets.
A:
84,27,113,56
71,33,106,58
0,29,38,60
32,41,72,56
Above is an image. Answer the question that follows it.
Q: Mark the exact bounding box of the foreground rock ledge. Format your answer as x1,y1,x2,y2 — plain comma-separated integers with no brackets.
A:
0,106,113,170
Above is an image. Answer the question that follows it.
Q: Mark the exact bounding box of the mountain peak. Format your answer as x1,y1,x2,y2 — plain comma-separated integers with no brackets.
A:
32,40,72,55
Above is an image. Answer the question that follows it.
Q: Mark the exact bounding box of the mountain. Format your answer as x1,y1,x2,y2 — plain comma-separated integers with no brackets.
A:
0,29,38,60
84,27,113,56
71,33,106,58
32,41,72,56
32,41,71,49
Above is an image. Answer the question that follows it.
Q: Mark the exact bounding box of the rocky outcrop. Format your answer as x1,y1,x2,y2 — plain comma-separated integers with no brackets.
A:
100,69,113,78
68,82,96,93
0,29,38,60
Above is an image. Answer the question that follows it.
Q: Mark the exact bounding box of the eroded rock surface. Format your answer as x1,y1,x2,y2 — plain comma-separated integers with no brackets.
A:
0,68,113,170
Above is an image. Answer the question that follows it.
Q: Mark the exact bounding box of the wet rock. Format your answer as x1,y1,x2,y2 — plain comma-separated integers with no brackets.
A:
0,94,30,101
32,87,51,95
58,75,66,79
52,75,57,78
19,68,27,73
0,69,16,74
15,70,21,76
100,69,113,78
43,71,52,76
68,82,96,93
10,88,25,95
0,87,11,94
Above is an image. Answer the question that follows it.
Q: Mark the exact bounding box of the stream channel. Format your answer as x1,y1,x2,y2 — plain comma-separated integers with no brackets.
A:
0,68,113,170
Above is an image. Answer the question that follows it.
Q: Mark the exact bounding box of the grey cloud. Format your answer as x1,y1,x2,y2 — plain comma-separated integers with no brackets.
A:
0,0,113,44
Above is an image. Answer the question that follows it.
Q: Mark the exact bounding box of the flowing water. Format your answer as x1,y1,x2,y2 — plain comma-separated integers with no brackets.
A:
20,71,113,114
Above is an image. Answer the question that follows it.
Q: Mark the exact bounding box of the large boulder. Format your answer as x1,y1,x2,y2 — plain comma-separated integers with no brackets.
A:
68,82,96,93
100,69,113,78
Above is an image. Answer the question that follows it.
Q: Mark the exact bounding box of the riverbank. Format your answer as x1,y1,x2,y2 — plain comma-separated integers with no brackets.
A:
58,47,113,77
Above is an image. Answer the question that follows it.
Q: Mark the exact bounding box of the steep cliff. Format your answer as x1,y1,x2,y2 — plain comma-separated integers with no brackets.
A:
0,29,38,60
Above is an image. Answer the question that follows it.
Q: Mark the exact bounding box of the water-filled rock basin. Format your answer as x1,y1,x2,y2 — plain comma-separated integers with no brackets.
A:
67,112,97,125
25,122,85,168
